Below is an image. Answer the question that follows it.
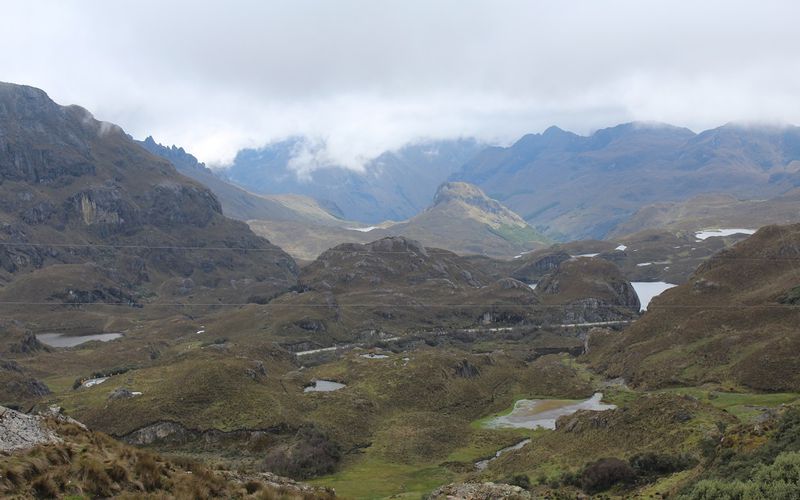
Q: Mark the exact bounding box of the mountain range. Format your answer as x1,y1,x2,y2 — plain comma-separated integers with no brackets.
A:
218,122,800,244
451,122,800,239
224,137,484,223
138,136,345,225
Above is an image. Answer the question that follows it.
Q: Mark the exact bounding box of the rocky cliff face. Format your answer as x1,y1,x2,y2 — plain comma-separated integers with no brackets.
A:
0,82,298,305
535,258,640,323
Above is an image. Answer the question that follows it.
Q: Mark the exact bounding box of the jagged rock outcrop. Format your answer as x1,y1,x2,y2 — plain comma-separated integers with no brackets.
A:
511,250,571,283
0,406,60,452
7,332,49,354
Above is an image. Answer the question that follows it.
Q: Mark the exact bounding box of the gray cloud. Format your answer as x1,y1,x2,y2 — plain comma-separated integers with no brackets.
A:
3,0,800,169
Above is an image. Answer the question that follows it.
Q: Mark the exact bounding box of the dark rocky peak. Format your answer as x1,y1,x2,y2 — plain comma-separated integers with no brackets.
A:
0,82,299,301
0,82,61,118
363,236,429,257
536,257,640,312
302,236,487,290
139,136,209,174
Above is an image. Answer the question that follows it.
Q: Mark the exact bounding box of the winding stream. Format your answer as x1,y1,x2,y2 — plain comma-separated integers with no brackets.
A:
475,439,532,470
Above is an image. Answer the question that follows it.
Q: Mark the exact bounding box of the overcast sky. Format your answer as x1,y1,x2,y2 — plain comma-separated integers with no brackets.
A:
3,0,800,170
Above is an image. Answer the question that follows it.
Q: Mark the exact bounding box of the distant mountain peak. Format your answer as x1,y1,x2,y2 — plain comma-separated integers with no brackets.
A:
543,125,567,136
432,181,489,206
432,182,524,224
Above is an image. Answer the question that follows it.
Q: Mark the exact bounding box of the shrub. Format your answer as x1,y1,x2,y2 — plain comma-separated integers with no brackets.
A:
245,479,264,494
31,474,60,498
629,452,696,477
682,451,800,499
262,425,342,479
579,457,636,494
503,474,531,490
134,452,164,491
78,457,114,497
106,461,129,483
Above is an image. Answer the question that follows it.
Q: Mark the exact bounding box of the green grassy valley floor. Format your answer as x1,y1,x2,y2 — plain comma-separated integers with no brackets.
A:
302,357,800,498
6,319,800,499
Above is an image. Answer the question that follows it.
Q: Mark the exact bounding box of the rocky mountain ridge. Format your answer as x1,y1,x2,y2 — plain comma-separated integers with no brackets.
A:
0,82,298,312
452,122,800,239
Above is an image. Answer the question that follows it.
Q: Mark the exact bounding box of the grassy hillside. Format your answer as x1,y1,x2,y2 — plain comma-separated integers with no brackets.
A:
586,223,800,391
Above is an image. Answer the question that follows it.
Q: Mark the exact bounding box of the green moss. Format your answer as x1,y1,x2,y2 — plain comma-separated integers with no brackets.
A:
310,456,453,500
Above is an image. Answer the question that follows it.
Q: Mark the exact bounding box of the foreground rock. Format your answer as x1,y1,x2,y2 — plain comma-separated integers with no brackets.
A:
429,482,531,499
0,406,60,452
0,405,334,498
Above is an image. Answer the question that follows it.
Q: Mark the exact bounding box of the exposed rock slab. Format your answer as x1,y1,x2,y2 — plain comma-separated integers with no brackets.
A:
0,405,60,452
430,482,531,499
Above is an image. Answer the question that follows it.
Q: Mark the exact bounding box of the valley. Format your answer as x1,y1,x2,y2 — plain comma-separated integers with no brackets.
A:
2,81,800,499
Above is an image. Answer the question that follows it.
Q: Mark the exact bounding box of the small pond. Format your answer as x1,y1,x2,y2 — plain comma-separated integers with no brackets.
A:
82,377,109,388
631,282,678,312
36,333,123,348
484,392,615,430
695,228,755,240
304,380,346,393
